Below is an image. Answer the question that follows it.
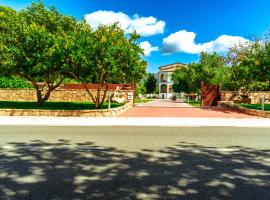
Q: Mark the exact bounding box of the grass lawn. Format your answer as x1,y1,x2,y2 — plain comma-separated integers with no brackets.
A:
135,98,153,104
240,104,270,111
186,100,201,107
0,101,124,110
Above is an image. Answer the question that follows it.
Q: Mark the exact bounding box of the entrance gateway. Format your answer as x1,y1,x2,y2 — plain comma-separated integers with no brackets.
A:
201,82,220,106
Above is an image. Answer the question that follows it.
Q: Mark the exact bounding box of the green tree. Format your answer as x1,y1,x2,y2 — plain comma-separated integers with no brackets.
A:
197,52,227,85
228,41,270,91
172,52,231,94
144,73,157,94
68,23,147,109
0,6,19,76
0,2,76,106
136,81,146,96
172,65,198,94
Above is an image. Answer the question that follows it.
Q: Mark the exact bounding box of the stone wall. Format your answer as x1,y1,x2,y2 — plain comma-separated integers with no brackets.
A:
0,89,133,103
218,101,270,118
0,102,133,117
221,91,270,104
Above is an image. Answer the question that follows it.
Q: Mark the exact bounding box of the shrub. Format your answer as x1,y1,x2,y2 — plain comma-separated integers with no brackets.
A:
0,76,32,88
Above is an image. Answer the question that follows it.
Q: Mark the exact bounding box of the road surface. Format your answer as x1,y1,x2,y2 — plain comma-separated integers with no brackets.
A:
1,126,270,200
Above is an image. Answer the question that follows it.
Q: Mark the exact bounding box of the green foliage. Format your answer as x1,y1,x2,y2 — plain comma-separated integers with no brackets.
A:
91,24,146,84
144,73,157,94
0,2,146,108
186,100,201,107
228,41,270,91
173,41,270,93
0,77,32,88
62,78,80,84
135,98,153,103
172,52,230,94
172,66,196,94
0,2,77,106
68,23,147,108
136,81,147,95
197,52,229,86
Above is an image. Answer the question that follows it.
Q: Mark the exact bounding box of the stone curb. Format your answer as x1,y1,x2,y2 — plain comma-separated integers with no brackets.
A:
218,101,270,118
0,102,133,117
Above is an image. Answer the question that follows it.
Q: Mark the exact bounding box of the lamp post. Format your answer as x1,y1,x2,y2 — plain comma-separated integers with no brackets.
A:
108,92,111,109
261,94,265,111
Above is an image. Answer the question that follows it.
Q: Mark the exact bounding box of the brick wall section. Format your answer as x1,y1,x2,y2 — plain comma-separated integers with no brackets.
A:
218,101,270,118
0,102,133,117
0,88,133,103
221,91,270,104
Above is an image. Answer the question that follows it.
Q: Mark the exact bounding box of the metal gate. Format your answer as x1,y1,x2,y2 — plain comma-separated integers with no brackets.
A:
201,82,220,106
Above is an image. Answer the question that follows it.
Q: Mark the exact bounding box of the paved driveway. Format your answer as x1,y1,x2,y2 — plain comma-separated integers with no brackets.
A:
136,99,192,107
0,126,270,200
123,99,256,118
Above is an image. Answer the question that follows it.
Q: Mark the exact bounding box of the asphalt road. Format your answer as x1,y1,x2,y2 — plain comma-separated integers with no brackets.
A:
1,126,270,200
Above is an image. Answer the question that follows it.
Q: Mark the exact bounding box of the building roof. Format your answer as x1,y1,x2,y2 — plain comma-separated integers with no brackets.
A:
159,63,187,72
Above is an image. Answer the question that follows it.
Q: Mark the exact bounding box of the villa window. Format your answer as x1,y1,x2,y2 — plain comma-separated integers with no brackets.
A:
160,74,167,82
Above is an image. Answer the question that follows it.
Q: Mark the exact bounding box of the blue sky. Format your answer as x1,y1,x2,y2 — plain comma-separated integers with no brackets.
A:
1,0,270,72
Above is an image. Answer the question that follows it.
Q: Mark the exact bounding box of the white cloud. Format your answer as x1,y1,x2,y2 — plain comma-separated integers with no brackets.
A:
84,10,165,37
140,41,159,56
162,30,249,54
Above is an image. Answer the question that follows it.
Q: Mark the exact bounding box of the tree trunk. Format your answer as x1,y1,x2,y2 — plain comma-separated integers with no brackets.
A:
35,80,63,106
82,83,98,108
18,73,64,107
94,86,108,109
36,88,52,106
36,90,44,106
82,83,109,109
96,86,101,109
99,84,109,109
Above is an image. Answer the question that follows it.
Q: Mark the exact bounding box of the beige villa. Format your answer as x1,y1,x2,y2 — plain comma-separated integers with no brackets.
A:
158,63,186,99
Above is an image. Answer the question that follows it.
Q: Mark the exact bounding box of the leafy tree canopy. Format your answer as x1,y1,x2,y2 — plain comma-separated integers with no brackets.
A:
68,23,146,108
144,73,157,94
0,2,147,108
0,2,77,106
172,52,230,94
228,40,270,91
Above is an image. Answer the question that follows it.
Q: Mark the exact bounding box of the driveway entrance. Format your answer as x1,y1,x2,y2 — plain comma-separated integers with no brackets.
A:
136,99,192,108
122,99,256,118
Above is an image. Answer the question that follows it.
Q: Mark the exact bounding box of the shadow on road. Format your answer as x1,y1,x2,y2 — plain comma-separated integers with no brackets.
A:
0,140,270,199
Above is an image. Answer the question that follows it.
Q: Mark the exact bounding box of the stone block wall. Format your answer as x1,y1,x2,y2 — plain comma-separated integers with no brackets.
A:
218,101,270,118
221,91,270,104
0,89,133,103
0,102,133,117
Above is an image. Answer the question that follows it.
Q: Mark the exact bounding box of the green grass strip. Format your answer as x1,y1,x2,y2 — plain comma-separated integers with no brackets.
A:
0,101,124,110
186,100,201,107
240,104,270,111
135,99,153,104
